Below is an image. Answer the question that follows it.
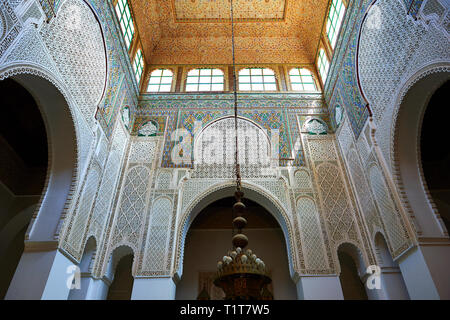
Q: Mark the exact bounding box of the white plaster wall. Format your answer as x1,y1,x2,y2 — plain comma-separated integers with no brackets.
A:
175,228,297,300
359,0,450,169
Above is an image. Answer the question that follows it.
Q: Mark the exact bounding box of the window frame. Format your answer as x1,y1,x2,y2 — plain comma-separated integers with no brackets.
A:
326,0,346,49
133,49,144,86
238,67,278,92
184,68,225,92
317,49,330,85
147,69,174,93
114,0,135,51
288,67,319,92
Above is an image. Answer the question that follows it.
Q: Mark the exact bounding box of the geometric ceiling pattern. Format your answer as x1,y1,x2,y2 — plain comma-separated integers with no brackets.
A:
173,0,287,22
129,0,329,65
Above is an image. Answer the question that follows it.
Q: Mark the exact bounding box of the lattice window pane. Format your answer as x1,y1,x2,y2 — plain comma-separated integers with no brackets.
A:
238,68,277,91
133,49,144,85
185,68,224,92
115,0,135,51
147,69,173,92
193,117,272,180
289,68,318,92
317,49,330,83
326,0,346,48
39,0,60,20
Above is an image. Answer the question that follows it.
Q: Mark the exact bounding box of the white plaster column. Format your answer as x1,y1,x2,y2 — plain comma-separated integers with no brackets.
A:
85,278,110,300
360,273,387,300
296,276,344,300
6,245,75,300
131,277,177,300
397,244,449,300
68,275,91,300
379,267,410,300
69,276,110,300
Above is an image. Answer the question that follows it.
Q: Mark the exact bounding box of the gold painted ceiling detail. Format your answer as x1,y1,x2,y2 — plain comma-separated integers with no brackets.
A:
173,0,287,22
130,0,329,65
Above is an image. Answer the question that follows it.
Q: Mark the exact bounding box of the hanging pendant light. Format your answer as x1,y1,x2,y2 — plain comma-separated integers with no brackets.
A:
212,0,272,301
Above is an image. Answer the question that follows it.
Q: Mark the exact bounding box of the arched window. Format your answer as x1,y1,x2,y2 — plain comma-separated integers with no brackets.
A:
239,68,277,91
133,49,144,85
115,0,135,50
289,68,318,92
147,69,173,93
186,68,224,92
326,0,346,49
317,49,330,84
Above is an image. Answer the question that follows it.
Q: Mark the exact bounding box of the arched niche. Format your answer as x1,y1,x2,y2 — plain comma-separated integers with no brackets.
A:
374,232,409,300
193,116,272,168
68,236,97,300
336,242,370,300
105,245,135,300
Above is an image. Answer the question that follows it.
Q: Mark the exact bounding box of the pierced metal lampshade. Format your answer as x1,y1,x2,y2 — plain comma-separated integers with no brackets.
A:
213,191,272,300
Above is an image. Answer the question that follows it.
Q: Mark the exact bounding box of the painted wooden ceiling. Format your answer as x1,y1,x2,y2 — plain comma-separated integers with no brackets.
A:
130,0,329,65
173,0,287,22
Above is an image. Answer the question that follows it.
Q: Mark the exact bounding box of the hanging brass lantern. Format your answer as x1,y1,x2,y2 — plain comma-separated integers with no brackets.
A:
213,191,272,300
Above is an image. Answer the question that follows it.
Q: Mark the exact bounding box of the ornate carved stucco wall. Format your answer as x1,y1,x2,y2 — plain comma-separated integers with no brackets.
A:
0,0,137,254
358,0,449,169
327,0,448,257
2,0,443,287
84,93,388,280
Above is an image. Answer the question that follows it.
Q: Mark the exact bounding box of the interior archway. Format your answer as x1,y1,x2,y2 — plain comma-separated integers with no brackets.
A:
106,254,134,300
104,246,135,300
175,196,297,300
0,70,79,299
337,243,368,300
68,237,97,300
374,233,409,299
394,67,450,237
175,182,297,282
420,80,450,234
338,251,368,300
0,78,48,299
7,72,78,241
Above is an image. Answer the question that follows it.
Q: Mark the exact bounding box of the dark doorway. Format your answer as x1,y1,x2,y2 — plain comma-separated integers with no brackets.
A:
0,78,48,299
420,80,450,233
338,251,368,300
176,196,297,300
107,254,134,300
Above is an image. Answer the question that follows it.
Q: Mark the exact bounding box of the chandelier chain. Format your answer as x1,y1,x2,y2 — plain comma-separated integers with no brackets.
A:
230,0,241,192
